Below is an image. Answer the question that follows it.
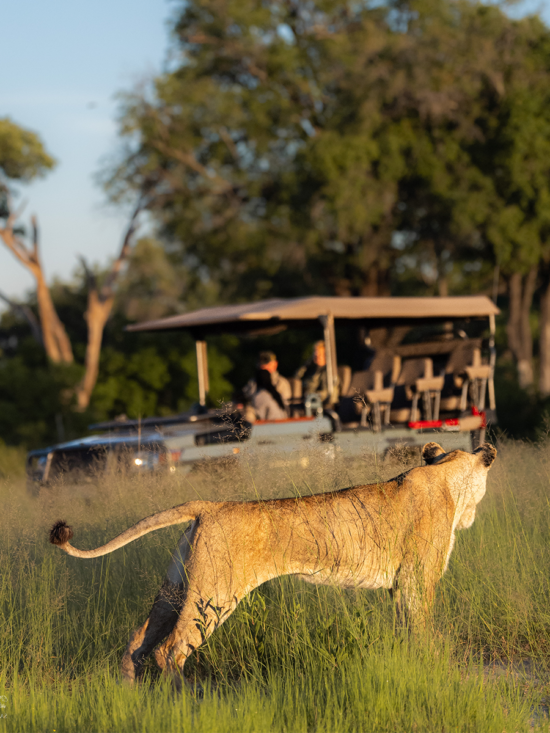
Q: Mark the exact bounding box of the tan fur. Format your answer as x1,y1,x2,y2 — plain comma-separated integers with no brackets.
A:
50,441,496,684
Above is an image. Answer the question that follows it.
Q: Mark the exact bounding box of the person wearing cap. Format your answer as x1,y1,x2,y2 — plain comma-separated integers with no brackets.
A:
243,351,292,421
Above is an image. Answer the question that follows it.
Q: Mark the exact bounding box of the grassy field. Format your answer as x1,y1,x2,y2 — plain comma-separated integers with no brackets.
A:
0,439,549,732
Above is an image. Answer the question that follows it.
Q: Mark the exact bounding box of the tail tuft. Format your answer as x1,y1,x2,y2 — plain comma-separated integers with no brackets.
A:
50,521,73,546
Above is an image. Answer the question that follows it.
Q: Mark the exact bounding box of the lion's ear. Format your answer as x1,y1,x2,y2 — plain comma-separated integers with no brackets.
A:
422,442,445,464
474,442,497,468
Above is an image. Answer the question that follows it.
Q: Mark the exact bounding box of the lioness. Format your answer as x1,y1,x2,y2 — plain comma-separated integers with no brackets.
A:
50,441,496,683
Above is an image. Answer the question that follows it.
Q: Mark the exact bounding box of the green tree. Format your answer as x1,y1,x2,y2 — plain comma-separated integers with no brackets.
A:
106,0,550,394
0,262,235,447
105,0,419,300
396,5,550,391
0,117,55,185
479,14,550,393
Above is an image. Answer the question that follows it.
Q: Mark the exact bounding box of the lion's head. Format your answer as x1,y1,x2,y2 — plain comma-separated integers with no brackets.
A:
422,441,497,529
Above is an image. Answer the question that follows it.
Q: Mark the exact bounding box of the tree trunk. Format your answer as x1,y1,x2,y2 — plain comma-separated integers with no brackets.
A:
0,217,73,364
75,290,114,411
74,204,141,410
362,265,381,296
438,277,449,297
2,203,141,410
358,264,391,296
539,270,550,396
35,269,74,363
506,268,537,389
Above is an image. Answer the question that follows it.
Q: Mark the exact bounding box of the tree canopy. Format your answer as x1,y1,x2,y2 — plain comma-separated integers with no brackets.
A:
104,1,545,295
103,0,550,391
5,0,550,448
0,117,56,184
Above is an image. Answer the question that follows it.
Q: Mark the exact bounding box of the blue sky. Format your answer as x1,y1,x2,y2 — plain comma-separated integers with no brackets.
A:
0,0,173,302
1,0,549,303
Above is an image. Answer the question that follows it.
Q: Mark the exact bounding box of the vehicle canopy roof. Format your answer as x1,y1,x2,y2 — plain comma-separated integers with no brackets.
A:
126,296,499,337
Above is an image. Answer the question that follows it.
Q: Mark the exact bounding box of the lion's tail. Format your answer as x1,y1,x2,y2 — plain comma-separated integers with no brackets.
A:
49,501,207,559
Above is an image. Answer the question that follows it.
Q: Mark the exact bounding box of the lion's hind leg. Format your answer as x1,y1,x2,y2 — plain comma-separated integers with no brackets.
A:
155,587,242,688
121,579,185,683
121,523,196,684
154,523,276,687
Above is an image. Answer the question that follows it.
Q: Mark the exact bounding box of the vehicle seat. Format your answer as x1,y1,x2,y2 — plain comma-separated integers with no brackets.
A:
337,365,352,398
440,342,491,412
391,358,444,423
288,377,303,416
338,351,400,431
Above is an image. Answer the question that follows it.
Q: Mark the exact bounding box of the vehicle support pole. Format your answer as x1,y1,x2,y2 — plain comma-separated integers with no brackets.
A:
195,340,209,407
320,314,338,402
488,314,496,411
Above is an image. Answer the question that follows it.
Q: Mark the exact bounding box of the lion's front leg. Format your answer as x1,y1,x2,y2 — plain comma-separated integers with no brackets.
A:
391,571,434,629
391,524,451,629
391,555,441,630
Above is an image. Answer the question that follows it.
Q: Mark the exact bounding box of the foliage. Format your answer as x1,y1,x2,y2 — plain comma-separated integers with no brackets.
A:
493,359,550,440
0,338,86,447
102,1,550,302
91,341,233,420
0,117,56,220
0,117,56,184
6,1,550,443
104,0,415,299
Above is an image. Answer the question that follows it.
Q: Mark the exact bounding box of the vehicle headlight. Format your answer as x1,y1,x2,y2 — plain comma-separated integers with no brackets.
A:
134,457,143,466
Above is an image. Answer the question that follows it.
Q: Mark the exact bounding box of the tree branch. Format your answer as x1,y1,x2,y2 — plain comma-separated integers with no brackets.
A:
101,198,143,300
219,127,240,162
75,199,145,411
31,214,39,260
0,208,73,363
0,225,32,267
78,255,97,292
186,34,268,82
152,139,233,193
0,290,43,345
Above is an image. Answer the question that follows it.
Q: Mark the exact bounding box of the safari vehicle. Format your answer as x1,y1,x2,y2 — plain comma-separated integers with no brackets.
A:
27,295,499,484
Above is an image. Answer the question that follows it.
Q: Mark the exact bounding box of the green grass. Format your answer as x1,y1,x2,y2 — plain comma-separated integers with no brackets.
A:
0,440,549,731
0,440,26,481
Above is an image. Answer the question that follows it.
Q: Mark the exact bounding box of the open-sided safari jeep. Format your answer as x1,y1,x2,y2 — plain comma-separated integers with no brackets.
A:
27,295,499,485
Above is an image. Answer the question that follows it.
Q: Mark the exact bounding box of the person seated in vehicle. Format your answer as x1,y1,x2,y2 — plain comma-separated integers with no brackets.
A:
243,351,292,421
295,340,338,406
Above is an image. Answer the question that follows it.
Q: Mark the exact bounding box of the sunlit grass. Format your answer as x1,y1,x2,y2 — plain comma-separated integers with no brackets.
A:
0,439,548,731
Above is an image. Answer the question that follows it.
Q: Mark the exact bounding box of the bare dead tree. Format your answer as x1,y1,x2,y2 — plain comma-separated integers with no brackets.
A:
0,207,73,363
0,198,142,410
75,201,142,410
